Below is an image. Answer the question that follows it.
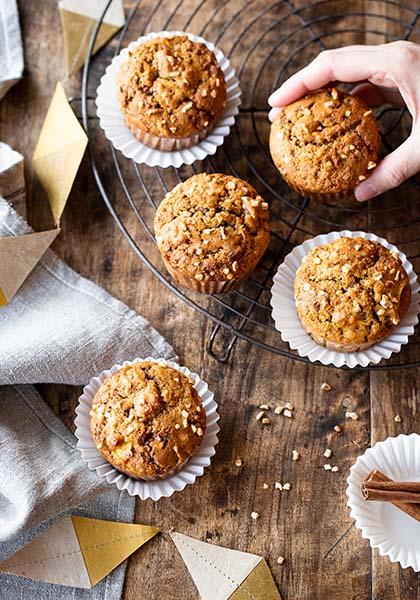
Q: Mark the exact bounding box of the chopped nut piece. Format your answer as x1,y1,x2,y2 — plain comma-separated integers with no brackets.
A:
292,450,300,461
232,261,238,272
262,482,269,489
367,161,376,170
331,88,338,100
251,511,259,520
331,466,339,473
223,267,230,275
345,110,351,117
256,411,265,421
274,406,284,415
195,273,204,281
320,382,331,392
324,101,334,108
261,202,269,209
201,89,208,97
358,175,366,181
313,256,321,264
197,428,203,436
262,417,270,425
349,144,355,151
345,411,359,420
324,448,332,458
259,404,270,410
250,198,260,207
283,409,292,418
394,414,402,423
274,482,283,490
235,458,242,467
283,482,291,490
363,109,373,116
324,464,332,471
334,425,342,433
191,424,197,433
277,556,285,565
181,409,189,419
174,423,180,430
285,402,294,410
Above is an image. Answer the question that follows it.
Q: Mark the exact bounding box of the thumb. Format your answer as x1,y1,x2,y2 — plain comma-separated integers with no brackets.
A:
355,131,420,201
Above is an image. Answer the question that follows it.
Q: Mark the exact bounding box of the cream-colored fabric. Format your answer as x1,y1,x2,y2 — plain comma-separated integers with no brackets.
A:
0,0,24,100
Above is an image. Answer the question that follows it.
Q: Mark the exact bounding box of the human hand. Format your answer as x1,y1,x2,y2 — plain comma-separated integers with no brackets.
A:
268,41,420,201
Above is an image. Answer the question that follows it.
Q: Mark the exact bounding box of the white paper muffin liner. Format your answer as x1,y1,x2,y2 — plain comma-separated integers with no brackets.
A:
75,357,220,500
346,433,420,571
270,230,420,368
96,30,241,168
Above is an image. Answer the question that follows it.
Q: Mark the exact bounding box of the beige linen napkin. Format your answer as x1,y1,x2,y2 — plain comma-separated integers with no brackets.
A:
0,182,175,597
0,0,24,100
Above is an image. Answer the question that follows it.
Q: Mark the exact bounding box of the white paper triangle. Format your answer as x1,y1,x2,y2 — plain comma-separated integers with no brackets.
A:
59,0,124,26
0,517,90,587
170,532,261,600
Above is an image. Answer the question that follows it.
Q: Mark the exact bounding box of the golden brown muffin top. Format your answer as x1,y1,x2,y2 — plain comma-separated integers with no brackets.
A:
294,237,411,347
270,88,381,195
116,35,226,139
154,173,270,283
90,362,206,479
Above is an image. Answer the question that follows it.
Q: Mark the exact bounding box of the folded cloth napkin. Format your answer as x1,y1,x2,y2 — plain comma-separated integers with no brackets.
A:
0,197,176,597
0,0,24,100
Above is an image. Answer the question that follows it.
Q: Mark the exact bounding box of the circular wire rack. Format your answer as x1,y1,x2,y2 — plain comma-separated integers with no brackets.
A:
81,0,420,369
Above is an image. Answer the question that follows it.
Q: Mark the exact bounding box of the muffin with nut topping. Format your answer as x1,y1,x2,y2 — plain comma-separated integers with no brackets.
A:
116,35,226,151
294,236,411,352
154,173,270,293
270,87,380,200
90,362,206,480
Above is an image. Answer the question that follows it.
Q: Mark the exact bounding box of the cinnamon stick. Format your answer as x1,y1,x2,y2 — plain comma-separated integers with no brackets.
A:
362,469,420,523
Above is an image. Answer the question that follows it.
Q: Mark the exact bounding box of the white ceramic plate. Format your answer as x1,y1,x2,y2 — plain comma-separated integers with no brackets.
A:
346,433,420,571
75,357,220,500
270,230,420,368
96,30,241,168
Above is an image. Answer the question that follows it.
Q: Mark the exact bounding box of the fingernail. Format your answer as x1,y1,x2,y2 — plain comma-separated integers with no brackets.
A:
355,181,378,202
268,108,280,122
268,89,282,106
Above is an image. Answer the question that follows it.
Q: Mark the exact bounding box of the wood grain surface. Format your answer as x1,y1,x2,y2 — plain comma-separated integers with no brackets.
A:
1,1,420,598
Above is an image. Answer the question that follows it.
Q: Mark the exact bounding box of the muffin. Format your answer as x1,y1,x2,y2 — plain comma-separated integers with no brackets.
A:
294,237,411,352
116,35,226,151
154,173,270,293
270,87,381,200
90,362,206,480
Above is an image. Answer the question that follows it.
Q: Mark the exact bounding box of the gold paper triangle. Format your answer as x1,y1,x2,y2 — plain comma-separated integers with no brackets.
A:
229,559,282,600
60,9,120,77
32,82,87,225
0,229,59,305
71,516,161,586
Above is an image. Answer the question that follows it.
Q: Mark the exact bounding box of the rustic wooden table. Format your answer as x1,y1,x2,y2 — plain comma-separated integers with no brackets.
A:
2,0,420,598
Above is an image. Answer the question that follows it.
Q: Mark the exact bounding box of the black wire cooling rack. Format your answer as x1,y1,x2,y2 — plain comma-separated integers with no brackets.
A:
81,0,420,369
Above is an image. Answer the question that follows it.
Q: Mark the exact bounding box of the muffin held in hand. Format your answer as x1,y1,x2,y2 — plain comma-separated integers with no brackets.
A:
270,88,381,200
116,35,226,151
154,173,270,293
90,362,206,480
294,237,411,352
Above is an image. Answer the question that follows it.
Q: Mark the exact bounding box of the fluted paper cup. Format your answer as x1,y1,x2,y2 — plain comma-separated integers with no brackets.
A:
96,30,241,168
270,230,420,368
75,357,220,500
346,433,420,571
